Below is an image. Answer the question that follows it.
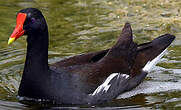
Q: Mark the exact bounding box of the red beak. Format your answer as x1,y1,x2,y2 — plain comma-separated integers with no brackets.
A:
8,13,27,45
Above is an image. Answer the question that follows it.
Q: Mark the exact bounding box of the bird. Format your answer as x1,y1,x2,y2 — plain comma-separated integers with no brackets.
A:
8,8,175,105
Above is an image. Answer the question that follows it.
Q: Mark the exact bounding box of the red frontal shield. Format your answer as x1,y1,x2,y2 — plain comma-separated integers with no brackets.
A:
8,13,27,45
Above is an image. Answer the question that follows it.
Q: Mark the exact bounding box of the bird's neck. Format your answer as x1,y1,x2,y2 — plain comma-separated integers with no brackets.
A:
19,27,51,97
23,30,49,76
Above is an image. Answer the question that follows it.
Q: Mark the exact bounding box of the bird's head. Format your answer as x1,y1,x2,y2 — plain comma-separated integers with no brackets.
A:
8,8,46,45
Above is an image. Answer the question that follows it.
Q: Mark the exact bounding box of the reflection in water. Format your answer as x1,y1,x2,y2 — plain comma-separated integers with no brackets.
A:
118,81,181,99
0,0,181,109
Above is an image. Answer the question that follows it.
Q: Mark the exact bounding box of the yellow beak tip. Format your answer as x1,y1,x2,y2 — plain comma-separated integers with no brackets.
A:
8,38,15,45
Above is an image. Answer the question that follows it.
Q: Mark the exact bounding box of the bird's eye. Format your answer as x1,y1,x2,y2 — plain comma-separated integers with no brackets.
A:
30,18,36,24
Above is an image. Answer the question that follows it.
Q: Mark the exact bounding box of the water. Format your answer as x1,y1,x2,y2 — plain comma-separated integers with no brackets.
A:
0,0,181,109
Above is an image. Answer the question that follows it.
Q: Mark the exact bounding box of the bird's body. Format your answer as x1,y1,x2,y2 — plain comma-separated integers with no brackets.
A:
8,8,175,105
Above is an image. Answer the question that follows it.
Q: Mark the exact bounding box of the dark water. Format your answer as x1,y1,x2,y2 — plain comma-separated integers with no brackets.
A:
0,0,181,109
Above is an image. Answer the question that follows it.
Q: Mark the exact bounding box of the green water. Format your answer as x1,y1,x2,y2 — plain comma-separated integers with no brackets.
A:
0,0,181,109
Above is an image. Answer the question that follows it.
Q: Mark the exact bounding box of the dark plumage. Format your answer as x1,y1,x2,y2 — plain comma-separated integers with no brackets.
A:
8,8,175,105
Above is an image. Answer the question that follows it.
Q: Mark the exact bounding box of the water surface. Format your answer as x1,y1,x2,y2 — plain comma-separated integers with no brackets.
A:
0,0,181,109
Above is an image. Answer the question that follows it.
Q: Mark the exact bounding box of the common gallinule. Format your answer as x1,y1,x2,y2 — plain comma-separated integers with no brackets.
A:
8,8,175,105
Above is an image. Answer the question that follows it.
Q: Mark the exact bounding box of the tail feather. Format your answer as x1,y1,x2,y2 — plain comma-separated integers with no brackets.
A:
131,34,175,76
98,23,137,74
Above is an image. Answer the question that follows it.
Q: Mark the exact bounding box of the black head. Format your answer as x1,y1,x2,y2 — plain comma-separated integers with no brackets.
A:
20,8,47,35
8,8,47,44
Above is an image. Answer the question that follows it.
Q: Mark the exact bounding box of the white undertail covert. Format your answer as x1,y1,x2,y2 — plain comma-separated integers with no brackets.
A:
143,49,167,72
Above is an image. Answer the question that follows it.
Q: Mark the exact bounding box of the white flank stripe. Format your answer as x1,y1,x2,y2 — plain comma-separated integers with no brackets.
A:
121,74,129,79
143,48,167,72
90,73,130,96
91,73,119,96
